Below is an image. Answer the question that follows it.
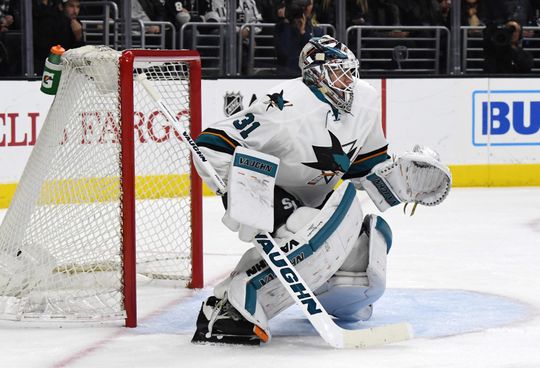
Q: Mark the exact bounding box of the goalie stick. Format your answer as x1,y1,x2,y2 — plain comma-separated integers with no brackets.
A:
137,73,412,348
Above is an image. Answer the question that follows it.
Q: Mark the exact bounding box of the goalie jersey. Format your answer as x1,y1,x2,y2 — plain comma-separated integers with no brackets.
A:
195,77,390,207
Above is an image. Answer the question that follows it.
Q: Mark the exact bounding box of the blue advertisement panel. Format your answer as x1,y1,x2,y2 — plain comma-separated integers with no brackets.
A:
472,90,540,146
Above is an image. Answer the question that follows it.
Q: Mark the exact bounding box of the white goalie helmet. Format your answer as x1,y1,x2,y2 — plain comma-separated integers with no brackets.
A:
299,35,359,113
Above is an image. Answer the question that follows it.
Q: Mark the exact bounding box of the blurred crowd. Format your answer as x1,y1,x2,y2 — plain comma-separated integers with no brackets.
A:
0,0,20,76
1,0,540,76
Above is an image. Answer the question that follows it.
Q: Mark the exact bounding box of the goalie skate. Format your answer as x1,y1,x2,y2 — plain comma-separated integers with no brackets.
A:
191,296,269,346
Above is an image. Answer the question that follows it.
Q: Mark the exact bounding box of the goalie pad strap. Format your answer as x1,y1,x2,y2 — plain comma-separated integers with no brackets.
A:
364,172,401,211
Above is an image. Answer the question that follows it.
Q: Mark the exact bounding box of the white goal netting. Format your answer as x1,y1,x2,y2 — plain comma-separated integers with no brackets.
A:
0,46,201,322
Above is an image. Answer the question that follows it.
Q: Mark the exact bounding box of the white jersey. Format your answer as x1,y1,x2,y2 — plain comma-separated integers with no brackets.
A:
196,77,389,207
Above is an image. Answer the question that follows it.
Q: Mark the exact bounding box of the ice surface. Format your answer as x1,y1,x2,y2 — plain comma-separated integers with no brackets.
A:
0,187,539,368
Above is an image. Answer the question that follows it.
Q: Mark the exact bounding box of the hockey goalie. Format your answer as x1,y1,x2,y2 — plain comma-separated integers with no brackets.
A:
191,35,451,345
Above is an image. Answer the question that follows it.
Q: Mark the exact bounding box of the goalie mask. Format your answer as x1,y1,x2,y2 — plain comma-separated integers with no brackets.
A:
299,35,359,113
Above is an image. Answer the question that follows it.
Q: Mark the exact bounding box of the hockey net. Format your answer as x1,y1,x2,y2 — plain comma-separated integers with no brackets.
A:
0,47,203,326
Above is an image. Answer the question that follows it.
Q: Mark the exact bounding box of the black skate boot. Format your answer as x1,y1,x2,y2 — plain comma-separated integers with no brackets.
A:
191,295,268,346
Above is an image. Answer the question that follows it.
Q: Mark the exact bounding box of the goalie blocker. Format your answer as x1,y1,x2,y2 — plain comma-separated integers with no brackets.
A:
192,181,394,345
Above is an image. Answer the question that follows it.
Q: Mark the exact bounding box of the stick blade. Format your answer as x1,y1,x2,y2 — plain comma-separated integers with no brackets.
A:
342,322,413,348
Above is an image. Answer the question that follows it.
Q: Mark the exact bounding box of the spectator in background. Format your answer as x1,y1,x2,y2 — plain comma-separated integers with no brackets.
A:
433,0,451,72
532,0,540,22
163,0,210,29
0,0,21,76
434,0,451,29
369,0,411,38
237,0,264,41
462,0,484,27
313,0,371,28
274,0,322,76
33,0,85,75
132,0,166,34
0,0,18,32
396,0,439,26
239,0,264,74
257,0,284,23
62,0,83,41
165,0,212,51
479,0,535,27
347,0,371,27
370,0,401,26
206,0,262,26
313,0,333,25
483,18,533,72
478,0,534,73
205,0,263,74
521,0,540,44
203,0,262,42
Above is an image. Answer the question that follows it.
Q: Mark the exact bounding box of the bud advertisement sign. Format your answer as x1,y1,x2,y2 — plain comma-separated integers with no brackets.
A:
472,90,540,146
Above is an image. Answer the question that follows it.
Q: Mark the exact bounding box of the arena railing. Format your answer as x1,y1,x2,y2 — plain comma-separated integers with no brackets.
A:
460,26,485,73
79,1,119,48
179,22,229,76
81,19,120,48
461,25,540,74
138,21,176,49
523,26,540,72
346,25,451,75
237,23,336,76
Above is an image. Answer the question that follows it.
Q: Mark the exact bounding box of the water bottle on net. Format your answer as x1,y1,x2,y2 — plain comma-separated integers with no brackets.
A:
40,45,65,95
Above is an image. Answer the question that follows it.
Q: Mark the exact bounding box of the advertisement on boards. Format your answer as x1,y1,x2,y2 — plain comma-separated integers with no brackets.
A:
1,77,539,194
472,90,540,146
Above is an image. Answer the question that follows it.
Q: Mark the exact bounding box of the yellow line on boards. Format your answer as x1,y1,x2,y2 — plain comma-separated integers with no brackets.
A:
0,175,210,208
0,183,17,209
449,164,540,187
0,165,539,208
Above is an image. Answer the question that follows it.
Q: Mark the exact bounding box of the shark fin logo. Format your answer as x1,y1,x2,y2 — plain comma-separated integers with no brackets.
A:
265,90,293,111
303,131,358,184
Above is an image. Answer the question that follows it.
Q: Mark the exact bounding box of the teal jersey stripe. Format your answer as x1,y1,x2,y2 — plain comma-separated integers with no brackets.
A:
196,132,236,155
343,153,390,179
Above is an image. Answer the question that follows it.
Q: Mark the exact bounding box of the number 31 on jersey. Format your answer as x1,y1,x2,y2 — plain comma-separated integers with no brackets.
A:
233,113,260,138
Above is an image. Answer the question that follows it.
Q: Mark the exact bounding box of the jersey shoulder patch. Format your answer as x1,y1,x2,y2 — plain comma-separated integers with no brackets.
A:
263,89,293,111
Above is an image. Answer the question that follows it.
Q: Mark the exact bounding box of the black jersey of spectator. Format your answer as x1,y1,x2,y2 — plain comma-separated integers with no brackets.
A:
33,1,85,75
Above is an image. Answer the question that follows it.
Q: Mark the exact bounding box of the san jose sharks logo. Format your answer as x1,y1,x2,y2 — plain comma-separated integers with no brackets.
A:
303,131,358,185
264,90,293,111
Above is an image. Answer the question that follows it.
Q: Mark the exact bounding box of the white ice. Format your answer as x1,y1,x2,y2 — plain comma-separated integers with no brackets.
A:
1,187,539,368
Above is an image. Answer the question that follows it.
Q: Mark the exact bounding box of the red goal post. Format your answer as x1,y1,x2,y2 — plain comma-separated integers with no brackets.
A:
120,50,203,327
